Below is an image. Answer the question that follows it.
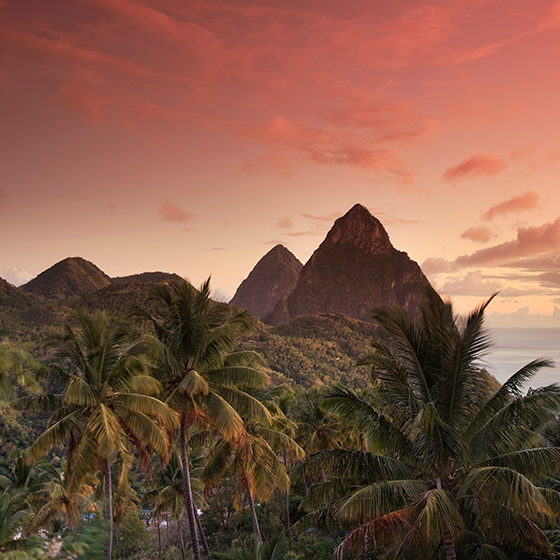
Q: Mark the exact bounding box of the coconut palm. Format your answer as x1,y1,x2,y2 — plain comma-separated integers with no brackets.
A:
0,449,52,502
203,398,304,542
307,291,560,560
0,488,29,552
143,450,207,559
30,460,99,532
22,313,178,560
135,278,270,560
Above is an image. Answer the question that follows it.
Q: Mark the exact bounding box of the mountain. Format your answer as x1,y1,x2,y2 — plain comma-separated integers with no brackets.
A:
112,271,182,284
230,245,303,320
21,257,112,300
0,277,61,340
266,204,434,325
82,280,171,314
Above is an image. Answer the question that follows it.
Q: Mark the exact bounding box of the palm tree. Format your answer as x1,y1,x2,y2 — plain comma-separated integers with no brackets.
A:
23,313,177,560
0,488,29,552
135,278,270,560
203,404,304,542
30,460,99,532
143,450,207,559
0,449,52,501
307,291,560,560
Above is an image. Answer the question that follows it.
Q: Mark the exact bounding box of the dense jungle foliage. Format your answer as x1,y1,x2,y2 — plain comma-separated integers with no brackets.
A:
1,279,560,560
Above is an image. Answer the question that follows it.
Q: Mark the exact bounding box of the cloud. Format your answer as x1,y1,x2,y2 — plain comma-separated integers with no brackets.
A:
421,257,456,276
482,191,539,221
455,219,560,268
1,268,33,286
277,218,294,230
371,214,424,226
234,116,416,184
302,212,343,223
83,0,221,50
487,306,560,328
501,254,560,273
440,270,502,297
4,0,559,188
538,272,560,286
0,28,184,84
212,288,231,302
284,231,322,237
159,202,192,223
442,154,507,184
461,226,493,243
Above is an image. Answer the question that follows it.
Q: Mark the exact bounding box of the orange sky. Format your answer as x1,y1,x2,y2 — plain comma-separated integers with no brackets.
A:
3,0,560,326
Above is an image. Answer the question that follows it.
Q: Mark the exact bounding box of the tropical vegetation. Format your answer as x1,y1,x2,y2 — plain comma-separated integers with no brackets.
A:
1,281,560,560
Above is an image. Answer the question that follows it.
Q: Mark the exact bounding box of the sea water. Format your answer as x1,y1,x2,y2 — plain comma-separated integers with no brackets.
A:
482,328,560,388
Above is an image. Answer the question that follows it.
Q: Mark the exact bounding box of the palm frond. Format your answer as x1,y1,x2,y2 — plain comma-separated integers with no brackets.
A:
337,479,428,523
204,366,268,389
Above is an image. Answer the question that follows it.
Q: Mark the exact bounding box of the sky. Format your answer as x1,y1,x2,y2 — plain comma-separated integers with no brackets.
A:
3,0,560,327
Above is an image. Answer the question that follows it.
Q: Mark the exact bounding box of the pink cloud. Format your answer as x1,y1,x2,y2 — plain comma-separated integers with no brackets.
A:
440,271,502,297
84,0,222,50
302,212,343,223
277,218,294,230
482,191,539,221
421,257,456,276
442,154,507,184
0,28,185,84
233,116,415,184
461,226,493,243
284,231,322,237
456,219,560,267
3,0,559,186
160,202,192,223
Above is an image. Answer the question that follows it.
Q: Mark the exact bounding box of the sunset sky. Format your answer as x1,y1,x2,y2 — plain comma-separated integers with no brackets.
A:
3,0,560,326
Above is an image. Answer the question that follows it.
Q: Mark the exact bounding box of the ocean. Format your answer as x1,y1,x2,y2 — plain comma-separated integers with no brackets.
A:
483,328,560,388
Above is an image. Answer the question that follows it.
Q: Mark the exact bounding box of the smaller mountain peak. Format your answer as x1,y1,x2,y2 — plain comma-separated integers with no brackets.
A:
269,244,289,253
324,204,392,253
22,257,112,300
261,244,298,263
231,245,303,320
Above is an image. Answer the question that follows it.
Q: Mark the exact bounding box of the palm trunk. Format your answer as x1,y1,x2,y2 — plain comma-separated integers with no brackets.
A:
284,490,292,550
179,418,202,560
443,539,457,560
195,508,211,556
434,478,457,560
157,517,161,550
283,451,292,551
104,458,113,560
116,526,121,558
177,519,187,560
246,488,262,542
166,512,170,548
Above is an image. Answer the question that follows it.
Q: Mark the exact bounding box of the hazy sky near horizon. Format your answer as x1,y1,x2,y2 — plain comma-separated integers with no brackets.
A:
3,0,560,327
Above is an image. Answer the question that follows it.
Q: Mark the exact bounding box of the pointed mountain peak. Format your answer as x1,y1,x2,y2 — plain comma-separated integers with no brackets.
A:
259,244,300,264
22,257,112,300
263,204,435,325
325,204,392,253
230,245,303,320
